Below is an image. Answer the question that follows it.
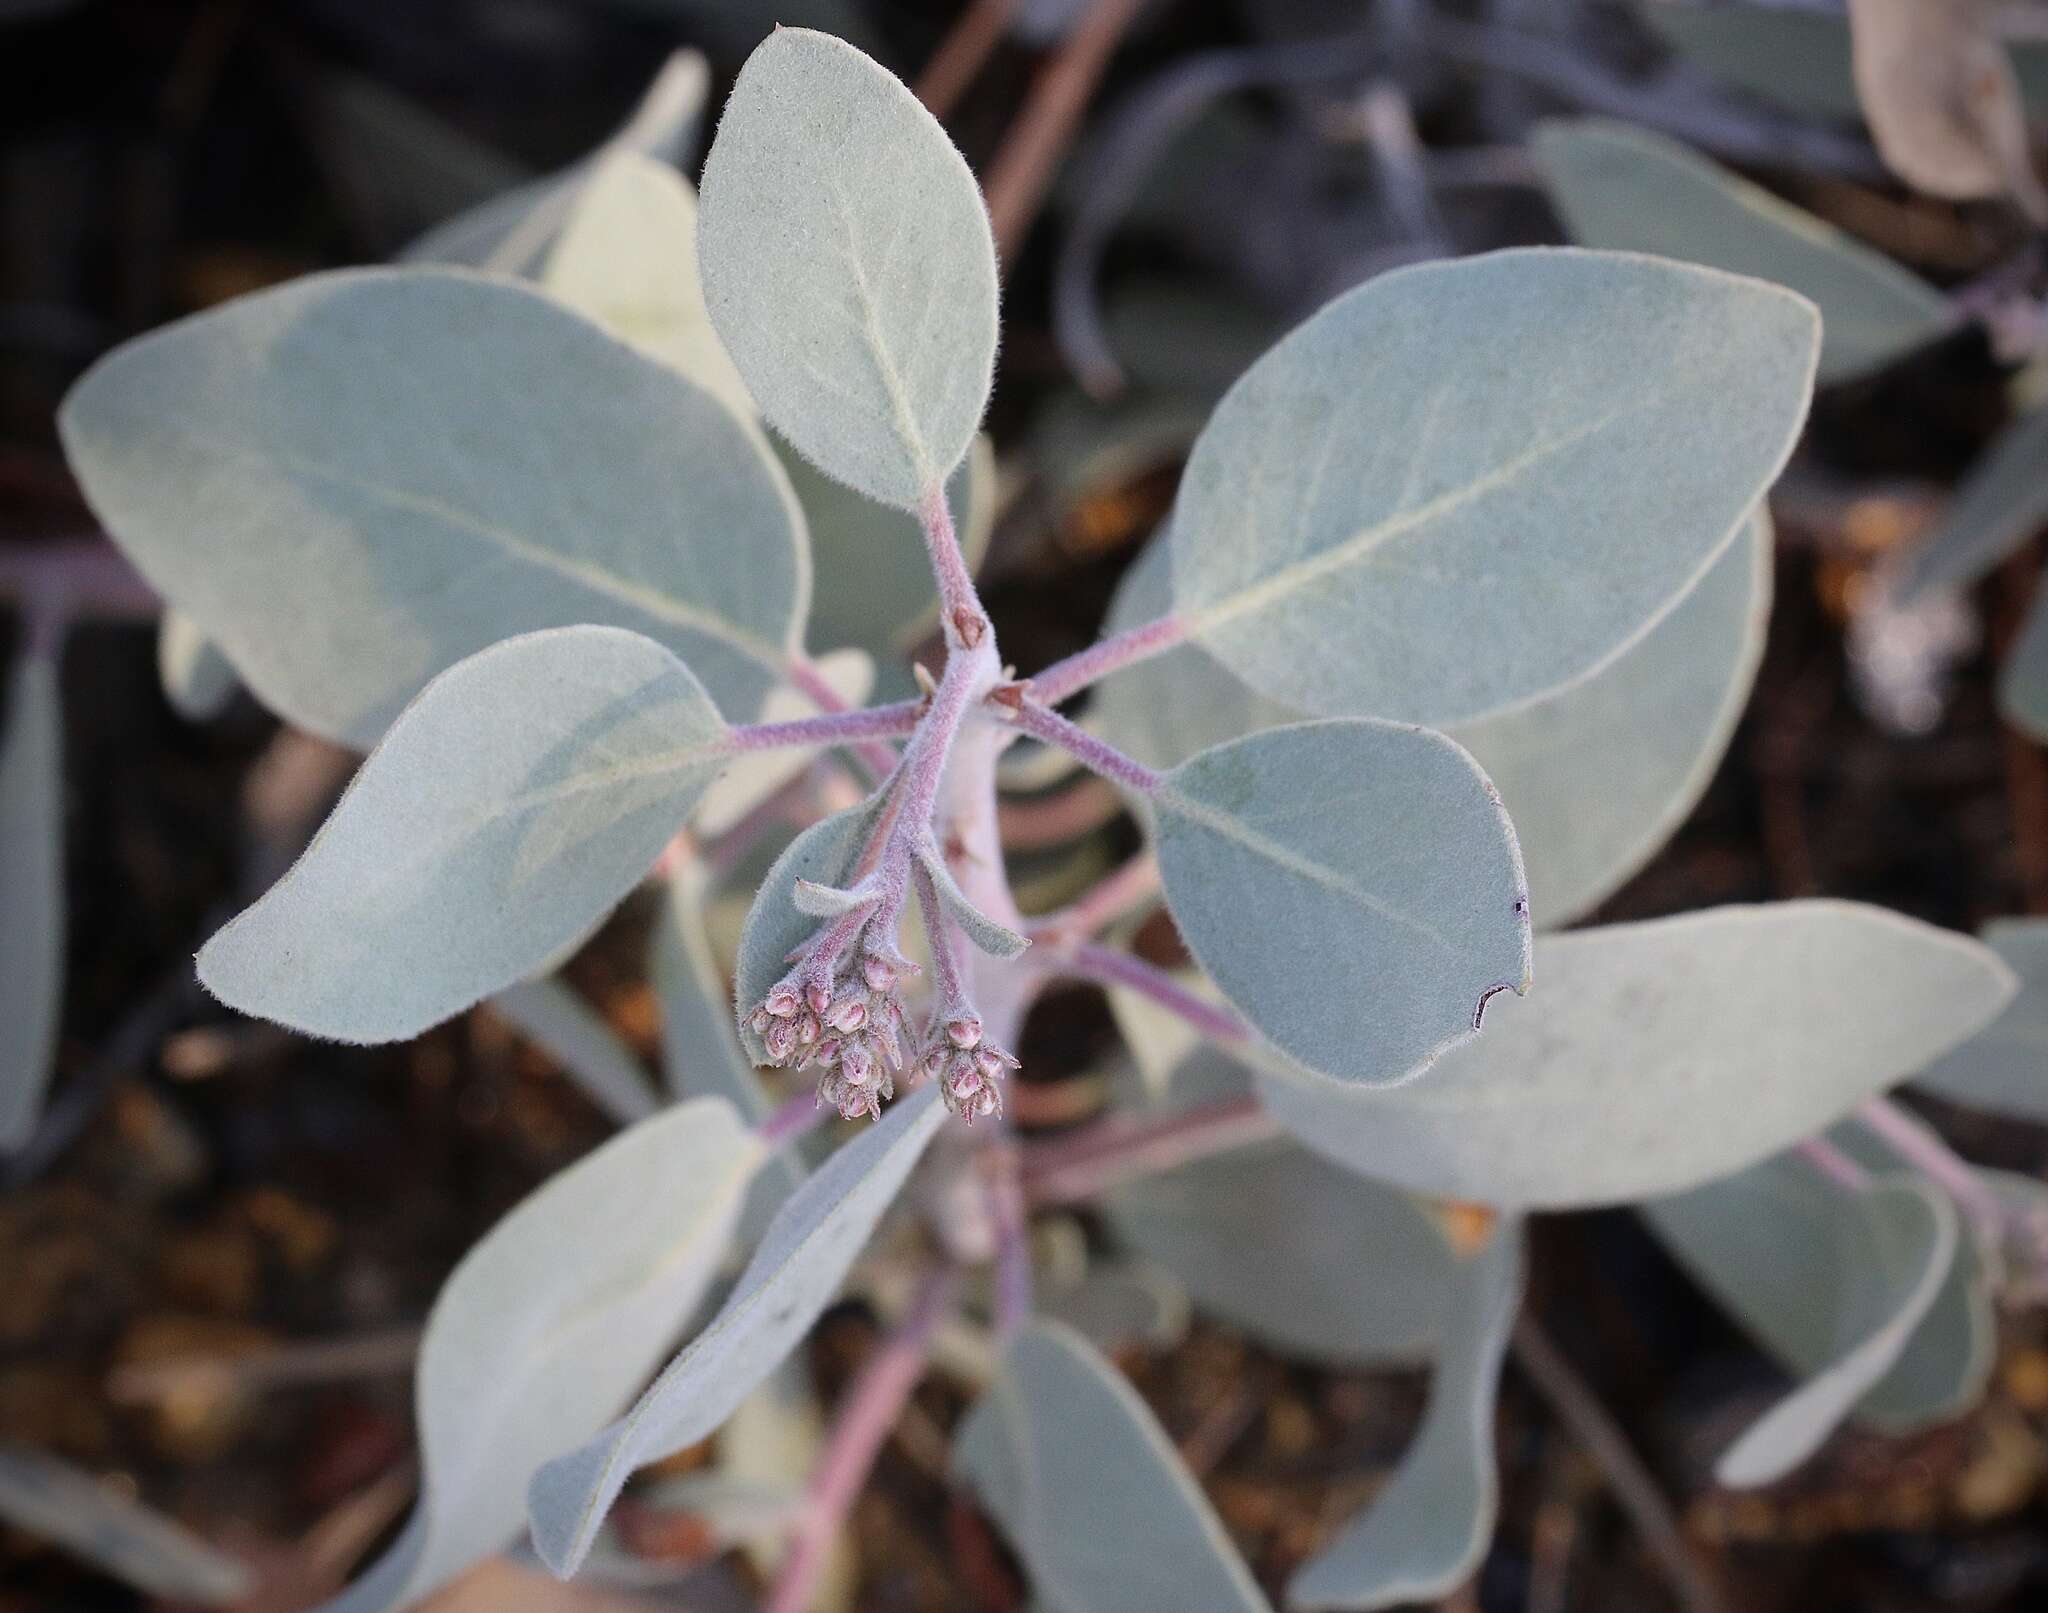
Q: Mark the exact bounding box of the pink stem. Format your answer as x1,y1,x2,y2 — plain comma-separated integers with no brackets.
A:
999,699,1162,793
0,538,159,622
1028,852,1161,943
1796,1136,1872,1192
985,1145,1033,1337
1853,1095,2006,1237
919,484,984,649
726,700,924,754
786,654,900,782
1029,612,1189,706
764,1267,957,1613
1043,940,1248,1046
759,1088,831,1152
912,860,968,1011
1022,1095,1278,1205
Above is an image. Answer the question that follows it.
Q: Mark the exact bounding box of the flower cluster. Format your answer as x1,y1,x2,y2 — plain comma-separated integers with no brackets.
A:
919,1008,1018,1123
749,949,913,1122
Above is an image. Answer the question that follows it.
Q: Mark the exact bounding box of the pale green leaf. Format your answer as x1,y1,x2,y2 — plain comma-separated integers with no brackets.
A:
0,1444,250,1606
403,50,710,272
651,851,805,1242
2000,585,2048,740
320,1097,759,1613
1900,405,2048,601
1107,1052,1461,1366
543,149,754,419
955,1320,1274,1613
1449,509,1771,925
1103,509,1770,926
1644,1159,1959,1485
694,648,874,837
199,627,730,1044
1286,1227,1521,1611
788,434,996,664
1257,902,2016,1209
1535,118,1950,382
488,976,659,1127
698,29,999,508
1823,1112,2000,1431
61,267,807,747
1155,719,1531,1085
157,610,238,722
1168,248,1817,725
1916,917,2048,1120
733,791,891,1065
0,652,62,1151
527,1084,945,1577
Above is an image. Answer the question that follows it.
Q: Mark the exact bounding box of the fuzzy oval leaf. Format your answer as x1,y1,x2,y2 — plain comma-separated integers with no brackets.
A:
543,149,754,418
199,627,730,1044
1103,509,1769,926
1535,118,1950,382
1107,1057,1461,1366
1257,902,2016,1209
488,976,659,1127
1643,1160,1958,1487
1848,0,2047,216
1899,405,2048,601
1168,248,1816,726
60,267,806,746
157,611,238,722
732,791,892,1064
697,29,999,508
954,1320,1273,1613
1287,1227,1521,1612
528,1083,945,1577
1155,719,1531,1085
0,1444,250,1606
0,653,62,1151
1916,918,2048,1120
319,1096,760,1613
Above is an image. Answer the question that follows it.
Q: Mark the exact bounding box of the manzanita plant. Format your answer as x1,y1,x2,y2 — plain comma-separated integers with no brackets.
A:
28,18,2048,1613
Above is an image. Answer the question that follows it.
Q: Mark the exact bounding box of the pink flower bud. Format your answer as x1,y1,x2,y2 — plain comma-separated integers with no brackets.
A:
764,1017,799,1063
825,997,867,1033
749,1008,772,1035
862,953,897,992
806,980,833,1016
796,1013,821,1045
766,986,800,1018
946,1015,982,1050
841,1041,875,1086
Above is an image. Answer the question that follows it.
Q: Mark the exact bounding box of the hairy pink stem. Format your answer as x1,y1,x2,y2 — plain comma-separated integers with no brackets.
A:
786,653,900,782
912,859,968,1011
1029,613,1189,706
764,1267,957,1613
1853,1095,2007,1238
919,484,985,650
1028,852,1161,943
725,700,924,754
1043,940,1248,1045
1022,1095,1278,1205
998,698,1162,793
